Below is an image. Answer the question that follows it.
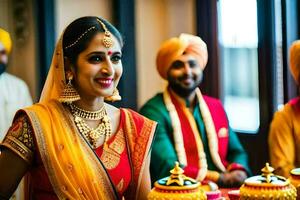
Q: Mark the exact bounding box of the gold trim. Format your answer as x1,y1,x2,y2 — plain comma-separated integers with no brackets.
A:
122,109,157,200
25,108,66,199
101,129,125,170
54,101,117,199
154,183,200,191
24,101,117,200
135,116,157,200
148,187,207,200
1,136,33,163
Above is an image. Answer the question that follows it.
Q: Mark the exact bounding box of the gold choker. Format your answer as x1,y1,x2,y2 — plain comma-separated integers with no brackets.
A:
69,103,106,120
68,103,112,149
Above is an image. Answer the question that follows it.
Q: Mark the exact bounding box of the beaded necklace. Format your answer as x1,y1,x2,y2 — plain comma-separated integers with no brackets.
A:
69,103,112,149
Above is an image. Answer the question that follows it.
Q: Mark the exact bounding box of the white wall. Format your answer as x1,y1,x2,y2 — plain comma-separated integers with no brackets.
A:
136,0,196,108
55,0,113,39
0,0,196,105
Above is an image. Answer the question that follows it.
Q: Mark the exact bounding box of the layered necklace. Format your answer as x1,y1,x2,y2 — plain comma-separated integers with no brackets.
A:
69,103,112,149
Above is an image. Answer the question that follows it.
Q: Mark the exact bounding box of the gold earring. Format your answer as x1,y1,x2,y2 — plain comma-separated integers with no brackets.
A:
59,75,81,103
105,88,121,102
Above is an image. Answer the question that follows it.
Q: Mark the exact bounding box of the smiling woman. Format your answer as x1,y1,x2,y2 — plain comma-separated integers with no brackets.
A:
0,16,156,200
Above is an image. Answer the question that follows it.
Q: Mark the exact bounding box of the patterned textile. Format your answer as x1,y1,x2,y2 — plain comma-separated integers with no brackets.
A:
140,92,249,184
1,103,156,200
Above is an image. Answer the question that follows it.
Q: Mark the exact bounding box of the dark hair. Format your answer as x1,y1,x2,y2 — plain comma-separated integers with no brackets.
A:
63,16,123,65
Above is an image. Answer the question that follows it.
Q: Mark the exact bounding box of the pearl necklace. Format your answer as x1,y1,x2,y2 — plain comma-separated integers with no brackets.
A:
69,103,112,149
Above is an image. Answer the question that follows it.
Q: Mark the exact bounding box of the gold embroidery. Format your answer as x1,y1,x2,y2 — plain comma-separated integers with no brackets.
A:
26,101,118,200
1,115,34,163
124,109,153,178
132,118,153,178
122,109,157,200
109,131,125,154
101,130,125,170
9,115,34,150
116,178,124,192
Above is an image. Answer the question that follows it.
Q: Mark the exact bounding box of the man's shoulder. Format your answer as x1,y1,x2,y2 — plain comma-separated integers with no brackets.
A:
141,93,165,109
273,97,300,120
1,72,28,86
139,93,169,118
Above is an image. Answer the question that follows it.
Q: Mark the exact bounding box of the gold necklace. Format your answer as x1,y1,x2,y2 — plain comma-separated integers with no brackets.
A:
69,103,112,148
69,103,106,120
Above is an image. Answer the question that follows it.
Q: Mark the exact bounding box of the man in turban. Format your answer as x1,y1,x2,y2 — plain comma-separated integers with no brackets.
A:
0,28,32,140
269,40,300,178
140,34,249,188
0,27,32,200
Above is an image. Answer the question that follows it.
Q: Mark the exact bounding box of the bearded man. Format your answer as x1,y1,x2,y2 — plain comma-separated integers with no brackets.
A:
140,34,250,188
0,28,32,140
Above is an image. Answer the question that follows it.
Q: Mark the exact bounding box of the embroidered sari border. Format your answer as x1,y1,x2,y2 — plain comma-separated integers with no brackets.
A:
24,108,66,199
135,117,156,200
24,101,118,200
1,136,33,163
123,109,157,200
53,101,118,200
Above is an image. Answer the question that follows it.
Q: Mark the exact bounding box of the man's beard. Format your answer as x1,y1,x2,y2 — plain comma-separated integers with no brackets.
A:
0,63,6,75
168,74,203,98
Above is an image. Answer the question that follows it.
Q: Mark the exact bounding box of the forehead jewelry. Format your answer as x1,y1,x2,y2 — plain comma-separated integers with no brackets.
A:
65,26,96,49
97,19,114,48
108,50,112,55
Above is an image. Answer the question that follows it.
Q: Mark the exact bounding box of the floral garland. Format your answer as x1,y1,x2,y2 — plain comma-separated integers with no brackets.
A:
195,88,225,172
163,87,225,180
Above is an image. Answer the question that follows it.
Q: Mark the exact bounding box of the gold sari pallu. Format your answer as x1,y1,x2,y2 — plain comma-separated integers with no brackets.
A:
24,100,117,200
22,18,156,200
22,100,156,200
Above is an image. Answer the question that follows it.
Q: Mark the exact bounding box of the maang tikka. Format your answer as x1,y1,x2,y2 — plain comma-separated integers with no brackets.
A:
97,18,114,48
59,73,81,103
97,18,121,102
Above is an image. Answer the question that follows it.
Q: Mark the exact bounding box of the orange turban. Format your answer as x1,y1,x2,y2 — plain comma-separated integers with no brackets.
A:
0,28,12,54
290,40,300,84
156,33,208,79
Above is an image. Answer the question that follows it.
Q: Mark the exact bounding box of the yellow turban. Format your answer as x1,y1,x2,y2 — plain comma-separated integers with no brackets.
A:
156,33,208,79
290,40,300,84
0,28,12,54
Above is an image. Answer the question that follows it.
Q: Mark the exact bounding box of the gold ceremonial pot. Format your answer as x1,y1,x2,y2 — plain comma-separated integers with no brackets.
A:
290,168,300,199
147,162,207,200
239,163,296,200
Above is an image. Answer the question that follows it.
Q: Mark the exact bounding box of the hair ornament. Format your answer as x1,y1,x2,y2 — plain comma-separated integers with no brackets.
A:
65,26,96,49
97,18,114,48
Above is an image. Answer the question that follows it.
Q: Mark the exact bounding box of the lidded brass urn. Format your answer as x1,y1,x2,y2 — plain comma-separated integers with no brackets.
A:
239,163,296,200
147,162,207,200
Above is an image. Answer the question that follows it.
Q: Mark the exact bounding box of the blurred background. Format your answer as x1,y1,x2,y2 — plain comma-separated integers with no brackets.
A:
0,0,299,174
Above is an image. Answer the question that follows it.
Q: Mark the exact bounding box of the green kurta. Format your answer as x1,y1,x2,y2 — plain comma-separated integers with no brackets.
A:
140,93,249,184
